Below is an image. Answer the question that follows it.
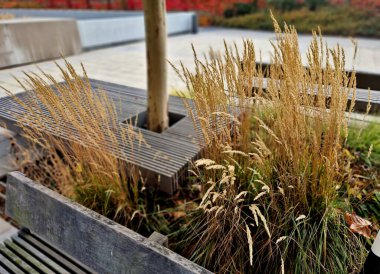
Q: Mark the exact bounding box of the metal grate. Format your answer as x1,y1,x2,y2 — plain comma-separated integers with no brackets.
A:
0,228,95,274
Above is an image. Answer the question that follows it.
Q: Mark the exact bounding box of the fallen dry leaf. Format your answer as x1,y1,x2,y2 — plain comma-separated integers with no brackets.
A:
172,211,187,219
345,212,372,239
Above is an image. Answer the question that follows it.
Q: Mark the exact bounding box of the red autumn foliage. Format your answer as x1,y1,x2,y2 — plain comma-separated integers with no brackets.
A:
1,0,379,13
350,0,380,9
0,0,251,13
126,0,254,15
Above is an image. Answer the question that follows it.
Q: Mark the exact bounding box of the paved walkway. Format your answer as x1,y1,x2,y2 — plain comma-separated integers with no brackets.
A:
0,27,380,97
0,218,17,243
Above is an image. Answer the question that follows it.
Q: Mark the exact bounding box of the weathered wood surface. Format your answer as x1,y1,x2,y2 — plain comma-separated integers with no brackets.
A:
0,79,203,194
0,228,95,273
258,62,380,90
253,70,380,113
5,172,211,274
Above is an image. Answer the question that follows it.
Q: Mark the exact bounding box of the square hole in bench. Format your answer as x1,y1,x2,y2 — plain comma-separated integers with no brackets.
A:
124,111,186,131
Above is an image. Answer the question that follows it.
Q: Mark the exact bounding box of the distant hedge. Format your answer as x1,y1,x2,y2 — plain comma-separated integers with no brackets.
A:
215,6,380,38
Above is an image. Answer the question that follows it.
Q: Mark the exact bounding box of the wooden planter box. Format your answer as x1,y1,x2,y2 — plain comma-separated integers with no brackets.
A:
5,172,210,274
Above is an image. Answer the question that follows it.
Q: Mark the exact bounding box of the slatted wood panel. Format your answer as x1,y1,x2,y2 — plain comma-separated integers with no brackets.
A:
0,229,95,274
0,79,203,194
253,77,380,113
257,63,380,113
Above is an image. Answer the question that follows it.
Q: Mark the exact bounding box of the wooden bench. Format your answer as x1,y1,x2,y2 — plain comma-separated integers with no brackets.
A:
2,171,210,274
0,79,203,195
257,63,380,113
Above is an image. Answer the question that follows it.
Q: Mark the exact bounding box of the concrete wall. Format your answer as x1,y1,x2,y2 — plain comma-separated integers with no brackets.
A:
78,12,196,48
1,9,198,49
0,8,143,19
0,17,82,68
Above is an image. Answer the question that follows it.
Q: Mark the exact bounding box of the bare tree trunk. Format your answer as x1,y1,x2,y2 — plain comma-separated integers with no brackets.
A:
120,0,127,10
143,0,168,133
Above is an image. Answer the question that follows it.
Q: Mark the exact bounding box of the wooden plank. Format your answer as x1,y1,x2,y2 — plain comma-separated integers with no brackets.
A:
4,239,55,274
356,70,380,91
0,243,39,273
258,62,380,91
5,172,211,274
0,264,10,274
252,76,380,114
0,253,23,274
12,235,71,274
0,82,204,194
18,230,93,274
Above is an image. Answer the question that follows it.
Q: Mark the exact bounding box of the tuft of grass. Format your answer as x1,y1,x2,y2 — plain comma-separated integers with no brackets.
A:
4,61,176,236
344,122,380,231
347,122,380,166
173,15,368,273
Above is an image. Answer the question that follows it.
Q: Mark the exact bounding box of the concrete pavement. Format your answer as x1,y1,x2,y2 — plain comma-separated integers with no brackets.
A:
0,27,379,97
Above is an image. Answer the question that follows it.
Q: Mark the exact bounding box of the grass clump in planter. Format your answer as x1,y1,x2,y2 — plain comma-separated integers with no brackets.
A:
348,122,380,167
4,62,183,236
172,15,369,273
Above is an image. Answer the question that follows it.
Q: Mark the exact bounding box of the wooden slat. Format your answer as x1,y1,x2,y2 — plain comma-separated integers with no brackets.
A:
0,244,39,274
258,62,380,91
18,230,93,274
0,230,97,273
12,235,71,274
5,172,210,274
0,81,204,194
0,253,23,274
251,76,380,113
4,239,56,274
0,264,10,274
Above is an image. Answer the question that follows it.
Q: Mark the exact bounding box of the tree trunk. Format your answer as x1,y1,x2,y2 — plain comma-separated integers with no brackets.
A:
143,0,169,133
120,0,127,10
